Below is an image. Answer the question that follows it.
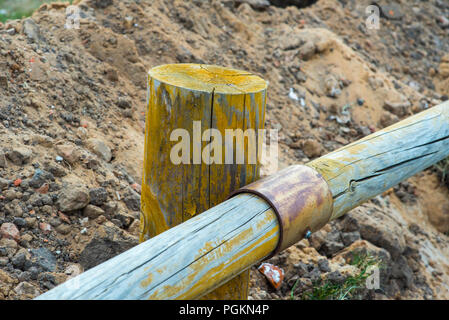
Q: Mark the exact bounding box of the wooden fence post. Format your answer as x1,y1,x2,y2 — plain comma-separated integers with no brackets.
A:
140,64,267,299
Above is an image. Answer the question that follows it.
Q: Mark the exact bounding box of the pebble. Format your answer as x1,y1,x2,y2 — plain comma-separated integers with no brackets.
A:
14,281,40,297
83,204,104,219
1,222,20,241
0,177,9,189
258,262,284,290
22,18,43,43
86,138,112,162
55,144,80,164
6,147,33,165
57,185,90,213
31,248,56,272
55,224,71,235
301,139,323,158
39,222,52,234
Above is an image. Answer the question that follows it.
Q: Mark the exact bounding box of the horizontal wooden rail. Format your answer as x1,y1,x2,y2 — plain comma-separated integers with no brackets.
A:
308,100,449,219
36,101,449,300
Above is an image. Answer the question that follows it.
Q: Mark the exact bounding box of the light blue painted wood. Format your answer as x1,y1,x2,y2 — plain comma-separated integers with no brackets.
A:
308,101,449,219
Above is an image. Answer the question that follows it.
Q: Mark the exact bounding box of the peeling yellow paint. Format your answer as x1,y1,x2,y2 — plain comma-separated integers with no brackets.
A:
145,209,279,300
140,273,153,288
140,64,268,299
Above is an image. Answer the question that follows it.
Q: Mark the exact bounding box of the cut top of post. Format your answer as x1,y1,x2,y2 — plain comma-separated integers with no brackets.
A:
148,64,267,94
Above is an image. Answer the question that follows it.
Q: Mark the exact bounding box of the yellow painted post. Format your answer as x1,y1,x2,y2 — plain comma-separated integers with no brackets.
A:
140,64,267,299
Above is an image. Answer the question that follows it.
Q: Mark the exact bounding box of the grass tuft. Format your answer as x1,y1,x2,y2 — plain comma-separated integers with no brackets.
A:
0,0,72,23
296,252,381,300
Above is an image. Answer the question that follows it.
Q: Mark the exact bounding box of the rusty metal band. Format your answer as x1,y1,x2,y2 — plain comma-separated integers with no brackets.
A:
229,165,333,259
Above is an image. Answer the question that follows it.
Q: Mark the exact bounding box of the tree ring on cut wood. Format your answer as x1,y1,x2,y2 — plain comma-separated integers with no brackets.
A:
148,63,267,94
230,165,333,258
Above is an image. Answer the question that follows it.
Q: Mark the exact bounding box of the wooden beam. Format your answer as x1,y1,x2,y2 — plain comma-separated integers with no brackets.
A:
140,64,267,299
36,101,449,300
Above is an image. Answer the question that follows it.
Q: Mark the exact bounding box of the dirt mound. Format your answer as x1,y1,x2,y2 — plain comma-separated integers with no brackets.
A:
0,0,448,299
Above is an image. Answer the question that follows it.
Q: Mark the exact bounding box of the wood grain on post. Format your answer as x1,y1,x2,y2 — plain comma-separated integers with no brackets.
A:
140,64,267,299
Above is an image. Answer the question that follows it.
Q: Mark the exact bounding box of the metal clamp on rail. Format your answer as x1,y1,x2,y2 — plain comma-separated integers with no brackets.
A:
230,165,334,258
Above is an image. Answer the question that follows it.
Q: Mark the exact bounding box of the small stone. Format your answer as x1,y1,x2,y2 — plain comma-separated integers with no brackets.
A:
123,188,140,211
25,217,37,228
55,224,71,235
83,204,105,219
0,177,9,189
0,257,9,266
86,138,112,162
102,201,118,216
57,185,90,213
58,212,71,224
36,183,49,194
30,248,56,272
39,222,51,234
13,178,22,187
28,169,53,189
236,0,270,10
383,100,411,117
317,258,331,272
13,217,26,228
114,211,134,228
380,4,403,20
324,75,341,98
12,249,30,270
6,147,33,165
258,262,284,290
96,215,107,224
305,267,322,282
22,18,43,43
1,223,20,241
65,263,83,277
79,237,136,270
55,144,80,164
379,112,399,128
76,127,88,139
128,219,140,235
14,281,40,297
92,0,113,9
21,234,33,243
6,28,15,36
301,139,323,158
89,187,108,206
79,217,89,226
3,189,17,201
